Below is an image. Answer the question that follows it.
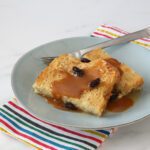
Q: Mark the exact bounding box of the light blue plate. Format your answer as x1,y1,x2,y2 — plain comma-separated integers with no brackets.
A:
11,37,150,129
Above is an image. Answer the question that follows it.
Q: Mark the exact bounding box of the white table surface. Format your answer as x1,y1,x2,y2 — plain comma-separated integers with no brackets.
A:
0,0,150,150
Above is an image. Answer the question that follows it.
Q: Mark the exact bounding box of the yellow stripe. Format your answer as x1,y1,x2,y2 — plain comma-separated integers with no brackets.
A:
97,29,120,37
0,127,41,150
132,41,150,48
97,28,150,49
83,130,108,139
0,127,9,133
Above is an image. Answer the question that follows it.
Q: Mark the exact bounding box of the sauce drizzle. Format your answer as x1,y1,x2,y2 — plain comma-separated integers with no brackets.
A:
52,68,101,99
105,58,123,76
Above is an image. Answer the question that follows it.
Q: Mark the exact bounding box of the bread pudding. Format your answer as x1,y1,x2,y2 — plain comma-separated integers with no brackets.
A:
33,48,144,116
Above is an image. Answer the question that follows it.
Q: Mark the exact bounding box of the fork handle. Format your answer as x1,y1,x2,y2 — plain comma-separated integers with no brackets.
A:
80,27,150,55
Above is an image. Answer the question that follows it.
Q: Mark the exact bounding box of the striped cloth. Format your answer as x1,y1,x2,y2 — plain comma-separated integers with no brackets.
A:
0,25,150,150
0,101,114,150
92,25,150,49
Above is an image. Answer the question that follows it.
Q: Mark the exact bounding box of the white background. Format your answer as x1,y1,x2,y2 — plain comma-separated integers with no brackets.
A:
0,0,150,149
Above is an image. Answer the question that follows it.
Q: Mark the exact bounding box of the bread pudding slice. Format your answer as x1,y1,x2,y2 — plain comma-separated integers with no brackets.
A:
84,48,144,98
33,54,120,116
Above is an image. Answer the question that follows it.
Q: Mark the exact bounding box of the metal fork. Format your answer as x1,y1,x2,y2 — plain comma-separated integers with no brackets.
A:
41,27,150,65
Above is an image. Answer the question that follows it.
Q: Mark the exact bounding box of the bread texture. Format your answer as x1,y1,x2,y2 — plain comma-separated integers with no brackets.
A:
84,48,144,98
33,54,120,116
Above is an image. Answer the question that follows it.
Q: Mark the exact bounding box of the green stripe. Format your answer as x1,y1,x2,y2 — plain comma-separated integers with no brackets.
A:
0,108,89,150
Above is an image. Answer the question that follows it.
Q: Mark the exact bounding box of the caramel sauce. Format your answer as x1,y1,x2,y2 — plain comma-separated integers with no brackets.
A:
107,96,133,112
45,97,81,112
107,91,141,112
105,58,123,76
46,97,66,110
52,68,101,99
41,91,140,113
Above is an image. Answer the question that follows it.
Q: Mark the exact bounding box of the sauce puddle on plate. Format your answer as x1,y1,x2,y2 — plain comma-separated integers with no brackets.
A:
107,90,141,112
41,90,141,113
45,97,81,112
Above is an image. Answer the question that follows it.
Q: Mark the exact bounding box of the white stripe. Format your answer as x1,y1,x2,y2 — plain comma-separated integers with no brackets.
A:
1,108,92,150
80,130,106,141
4,105,97,149
134,39,150,45
97,26,124,36
1,109,82,150
105,26,150,44
93,30,118,38
1,126,48,150
91,32,111,38
0,124,48,150
7,103,101,145
0,116,59,150
100,26,127,33
99,25,128,34
94,30,119,38
96,26,150,45
3,105,95,150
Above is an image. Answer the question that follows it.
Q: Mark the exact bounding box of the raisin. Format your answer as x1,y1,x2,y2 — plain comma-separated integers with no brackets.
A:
90,78,100,88
72,66,84,77
64,102,77,110
109,90,119,101
81,58,91,63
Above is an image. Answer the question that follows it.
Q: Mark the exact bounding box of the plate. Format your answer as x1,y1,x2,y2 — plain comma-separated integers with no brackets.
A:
11,36,150,129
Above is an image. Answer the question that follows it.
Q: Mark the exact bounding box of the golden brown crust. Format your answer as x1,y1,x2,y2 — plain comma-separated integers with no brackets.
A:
84,48,144,98
33,54,120,116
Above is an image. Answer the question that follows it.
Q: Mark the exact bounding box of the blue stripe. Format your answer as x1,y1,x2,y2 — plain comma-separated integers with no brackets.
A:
0,112,76,150
96,130,110,136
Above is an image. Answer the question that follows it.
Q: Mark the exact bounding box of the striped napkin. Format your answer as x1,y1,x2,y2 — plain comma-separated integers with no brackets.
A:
0,25,150,150
92,25,150,49
0,100,114,150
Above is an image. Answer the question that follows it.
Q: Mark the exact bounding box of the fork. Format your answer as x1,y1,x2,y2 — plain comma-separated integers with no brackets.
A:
41,27,150,65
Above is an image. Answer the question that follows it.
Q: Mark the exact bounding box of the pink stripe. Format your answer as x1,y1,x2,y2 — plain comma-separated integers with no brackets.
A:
101,25,128,34
101,25,150,43
92,32,113,39
0,119,57,150
8,101,102,144
138,38,150,42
